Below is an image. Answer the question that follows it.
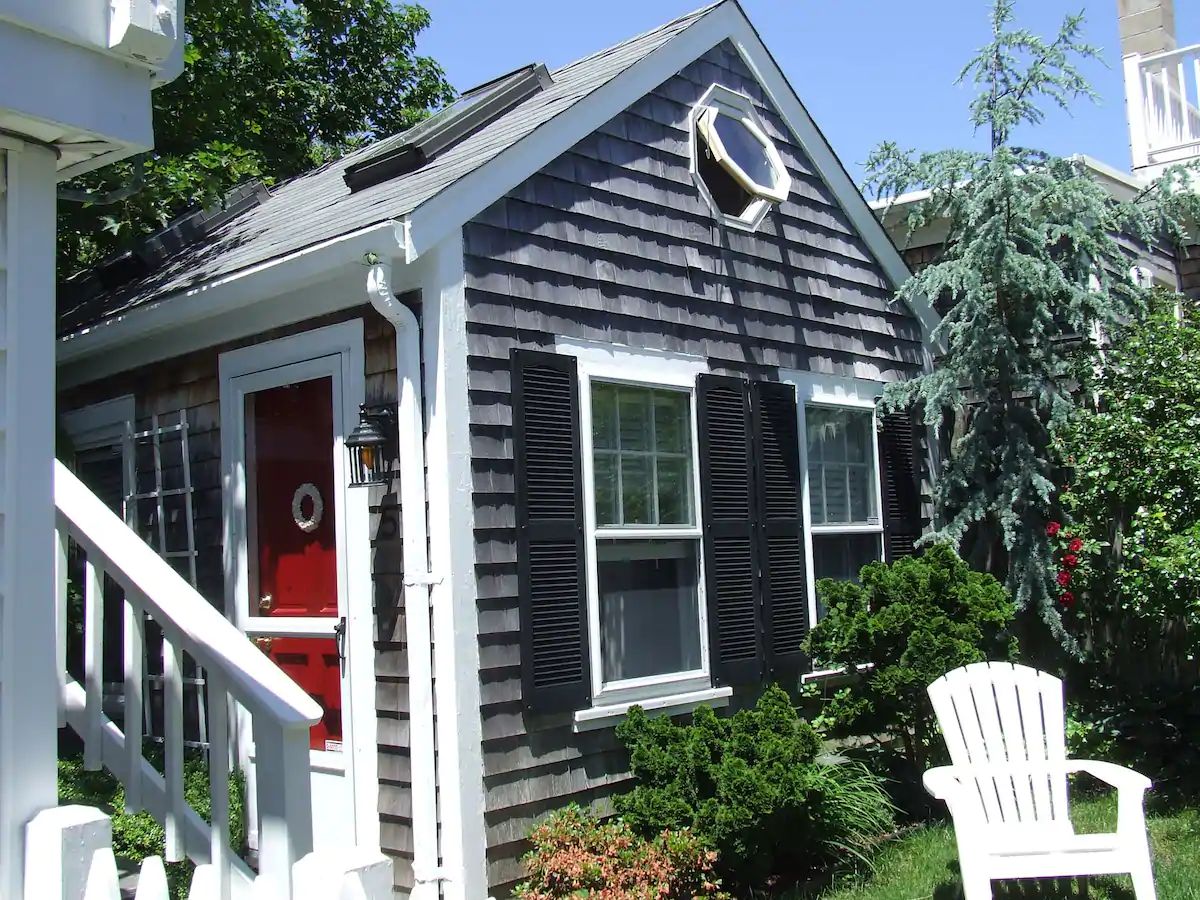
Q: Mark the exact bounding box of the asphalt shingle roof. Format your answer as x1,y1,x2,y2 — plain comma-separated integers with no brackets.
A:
61,2,722,335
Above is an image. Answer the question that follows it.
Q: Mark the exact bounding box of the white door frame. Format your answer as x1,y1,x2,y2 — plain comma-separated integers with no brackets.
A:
218,318,379,852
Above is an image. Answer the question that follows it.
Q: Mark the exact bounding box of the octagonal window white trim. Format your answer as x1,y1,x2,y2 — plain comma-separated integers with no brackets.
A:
689,84,792,230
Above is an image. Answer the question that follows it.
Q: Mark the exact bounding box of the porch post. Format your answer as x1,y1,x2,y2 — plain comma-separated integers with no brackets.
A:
0,137,60,900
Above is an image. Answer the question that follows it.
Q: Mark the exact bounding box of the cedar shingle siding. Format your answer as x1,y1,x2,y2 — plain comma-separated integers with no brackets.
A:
463,41,923,893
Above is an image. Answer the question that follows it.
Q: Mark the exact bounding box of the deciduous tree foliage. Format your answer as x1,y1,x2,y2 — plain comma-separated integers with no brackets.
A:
57,0,454,279
865,0,1200,642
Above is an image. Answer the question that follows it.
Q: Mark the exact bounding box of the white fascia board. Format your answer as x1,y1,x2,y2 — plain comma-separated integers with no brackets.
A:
405,2,940,361
56,221,406,384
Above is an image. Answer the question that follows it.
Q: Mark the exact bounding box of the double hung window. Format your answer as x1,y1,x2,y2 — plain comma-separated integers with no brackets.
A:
580,355,708,703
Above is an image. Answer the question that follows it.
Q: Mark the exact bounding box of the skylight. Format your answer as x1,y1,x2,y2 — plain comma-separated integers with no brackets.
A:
344,63,554,192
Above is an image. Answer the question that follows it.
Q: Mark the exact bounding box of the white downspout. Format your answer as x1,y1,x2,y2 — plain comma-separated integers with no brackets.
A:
366,263,448,898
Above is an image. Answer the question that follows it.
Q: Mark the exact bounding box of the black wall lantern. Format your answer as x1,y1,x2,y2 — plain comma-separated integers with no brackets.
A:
346,404,398,488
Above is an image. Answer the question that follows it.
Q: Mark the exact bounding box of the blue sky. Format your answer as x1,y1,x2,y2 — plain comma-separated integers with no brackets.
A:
419,0,1200,187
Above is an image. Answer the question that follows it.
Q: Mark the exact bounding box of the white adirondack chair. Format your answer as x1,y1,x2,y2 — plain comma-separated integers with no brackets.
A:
925,662,1156,900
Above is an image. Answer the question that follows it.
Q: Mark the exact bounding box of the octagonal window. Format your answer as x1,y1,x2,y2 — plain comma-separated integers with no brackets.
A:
690,85,791,229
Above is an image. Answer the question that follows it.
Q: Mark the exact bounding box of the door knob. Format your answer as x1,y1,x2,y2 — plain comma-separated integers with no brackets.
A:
254,636,273,653
258,593,274,614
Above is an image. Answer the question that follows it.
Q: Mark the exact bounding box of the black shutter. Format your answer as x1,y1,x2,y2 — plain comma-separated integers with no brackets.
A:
879,409,923,561
698,375,763,685
512,350,590,714
751,381,809,682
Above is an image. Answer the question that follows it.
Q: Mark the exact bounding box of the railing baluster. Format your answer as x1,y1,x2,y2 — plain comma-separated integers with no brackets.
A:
254,721,314,898
1177,59,1188,143
56,527,68,728
163,635,185,862
1192,57,1200,142
124,594,145,812
84,556,104,771
1159,65,1171,143
207,671,231,900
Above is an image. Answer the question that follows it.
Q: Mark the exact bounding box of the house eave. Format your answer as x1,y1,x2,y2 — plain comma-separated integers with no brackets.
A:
56,220,410,386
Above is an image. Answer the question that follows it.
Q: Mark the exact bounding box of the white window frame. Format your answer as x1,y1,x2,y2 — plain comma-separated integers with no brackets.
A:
60,395,136,524
554,339,727,719
689,83,792,231
780,370,886,627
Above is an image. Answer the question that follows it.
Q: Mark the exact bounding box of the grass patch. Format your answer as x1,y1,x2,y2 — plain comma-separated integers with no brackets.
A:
780,792,1200,900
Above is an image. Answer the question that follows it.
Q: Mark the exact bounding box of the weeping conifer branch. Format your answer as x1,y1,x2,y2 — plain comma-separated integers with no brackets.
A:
865,0,1200,648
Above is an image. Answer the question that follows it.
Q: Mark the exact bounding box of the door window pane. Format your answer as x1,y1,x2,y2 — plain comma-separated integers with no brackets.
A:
597,539,702,683
592,383,694,526
806,407,877,525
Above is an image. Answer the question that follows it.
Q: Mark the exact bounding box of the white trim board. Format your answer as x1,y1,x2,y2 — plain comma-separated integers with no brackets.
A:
60,394,134,451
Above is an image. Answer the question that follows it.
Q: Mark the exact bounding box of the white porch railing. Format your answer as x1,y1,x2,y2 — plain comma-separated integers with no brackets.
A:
48,461,392,900
1125,43,1200,176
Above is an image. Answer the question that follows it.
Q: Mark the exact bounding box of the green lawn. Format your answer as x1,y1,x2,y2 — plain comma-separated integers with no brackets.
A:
807,794,1200,900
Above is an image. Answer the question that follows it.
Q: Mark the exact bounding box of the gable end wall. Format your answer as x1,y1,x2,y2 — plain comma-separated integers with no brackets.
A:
462,40,924,894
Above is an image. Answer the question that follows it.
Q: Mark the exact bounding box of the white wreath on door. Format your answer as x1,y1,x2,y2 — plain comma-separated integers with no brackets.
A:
292,482,324,533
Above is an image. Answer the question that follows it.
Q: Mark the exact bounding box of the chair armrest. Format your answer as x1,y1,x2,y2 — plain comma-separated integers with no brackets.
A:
1066,760,1152,792
923,766,969,801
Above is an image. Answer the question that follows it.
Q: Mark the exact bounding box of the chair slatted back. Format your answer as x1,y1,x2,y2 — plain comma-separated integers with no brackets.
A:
927,661,1070,827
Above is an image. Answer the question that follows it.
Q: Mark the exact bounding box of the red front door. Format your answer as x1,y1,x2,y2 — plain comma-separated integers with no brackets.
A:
247,376,342,751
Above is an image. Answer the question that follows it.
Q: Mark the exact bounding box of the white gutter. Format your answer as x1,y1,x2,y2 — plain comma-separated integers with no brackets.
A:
58,221,403,368
365,262,448,899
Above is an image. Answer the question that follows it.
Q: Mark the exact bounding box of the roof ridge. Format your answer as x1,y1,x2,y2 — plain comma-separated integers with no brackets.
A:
550,0,726,77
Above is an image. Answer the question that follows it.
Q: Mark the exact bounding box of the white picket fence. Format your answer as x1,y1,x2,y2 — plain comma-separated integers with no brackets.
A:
27,806,392,900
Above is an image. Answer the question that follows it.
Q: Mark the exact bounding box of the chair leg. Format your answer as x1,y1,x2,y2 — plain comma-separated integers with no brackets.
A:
961,871,992,900
1130,856,1157,900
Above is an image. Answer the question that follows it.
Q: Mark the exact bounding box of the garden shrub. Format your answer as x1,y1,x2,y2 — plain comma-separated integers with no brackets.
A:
514,805,728,900
802,544,1016,779
612,686,894,892
59,749,245,900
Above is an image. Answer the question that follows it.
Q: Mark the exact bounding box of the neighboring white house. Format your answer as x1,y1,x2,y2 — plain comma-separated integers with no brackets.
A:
872,0,1200,296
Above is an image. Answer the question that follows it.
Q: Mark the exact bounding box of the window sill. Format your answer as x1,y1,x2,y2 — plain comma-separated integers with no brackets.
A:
801,662,875,685
572,686,733,733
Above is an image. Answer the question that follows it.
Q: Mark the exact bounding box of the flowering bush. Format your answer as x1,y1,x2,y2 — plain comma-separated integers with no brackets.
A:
514,805,729,900
1044,517,1101,612
1057,294,1200,670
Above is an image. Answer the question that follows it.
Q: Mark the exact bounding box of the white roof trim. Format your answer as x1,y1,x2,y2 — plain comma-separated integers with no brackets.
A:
406,1,938,358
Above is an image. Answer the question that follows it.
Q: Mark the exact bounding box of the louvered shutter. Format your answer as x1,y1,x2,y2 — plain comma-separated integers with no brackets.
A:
751,381,809,681
512,350,590,714
698,375,763,685
879,409,923,561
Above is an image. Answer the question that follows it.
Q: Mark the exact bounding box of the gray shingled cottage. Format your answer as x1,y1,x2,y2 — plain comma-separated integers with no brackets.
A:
54,2,937,897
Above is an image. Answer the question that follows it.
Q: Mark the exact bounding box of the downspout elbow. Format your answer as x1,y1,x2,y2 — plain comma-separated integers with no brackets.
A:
366,263,419,335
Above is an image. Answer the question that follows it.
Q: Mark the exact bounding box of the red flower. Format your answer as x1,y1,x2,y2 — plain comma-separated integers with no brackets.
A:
1063,554,1079,569
1069,537,1083,553
1057,570,1072,587
1046,522,1062,536
1060,591,1076,607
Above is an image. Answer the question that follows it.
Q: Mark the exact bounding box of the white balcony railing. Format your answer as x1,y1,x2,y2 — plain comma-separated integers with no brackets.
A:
1125,43,1200,176
39,461,393,900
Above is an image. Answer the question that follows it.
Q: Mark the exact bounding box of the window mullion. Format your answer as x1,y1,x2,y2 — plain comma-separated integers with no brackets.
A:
650,392,660,525
614,388,624,526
